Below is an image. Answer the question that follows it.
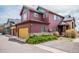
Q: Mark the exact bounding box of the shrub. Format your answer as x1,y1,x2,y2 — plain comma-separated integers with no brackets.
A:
26,34,58,44
71,29,76,38
53,31,60,37
65,30,71,37
65,29,76,38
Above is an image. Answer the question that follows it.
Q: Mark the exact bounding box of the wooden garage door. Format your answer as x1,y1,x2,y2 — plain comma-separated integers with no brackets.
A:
19,28,28,39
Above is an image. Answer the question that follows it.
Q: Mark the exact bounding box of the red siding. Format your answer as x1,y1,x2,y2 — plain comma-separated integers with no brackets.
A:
30,23,47,33
28,10,43,21
48,13,63,31
30,23,41,33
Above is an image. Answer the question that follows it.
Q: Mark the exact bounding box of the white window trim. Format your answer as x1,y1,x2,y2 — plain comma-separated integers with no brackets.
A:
33,13,38,17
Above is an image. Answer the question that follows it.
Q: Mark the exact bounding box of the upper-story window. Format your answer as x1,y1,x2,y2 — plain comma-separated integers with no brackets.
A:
54,15,62,21
22,8,28,21
33,13,38,17
43,13,48,18
54,15,57,20
23,12,27,21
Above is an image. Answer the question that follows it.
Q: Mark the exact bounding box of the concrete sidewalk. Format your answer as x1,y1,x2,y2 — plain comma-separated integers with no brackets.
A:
73,38,79,42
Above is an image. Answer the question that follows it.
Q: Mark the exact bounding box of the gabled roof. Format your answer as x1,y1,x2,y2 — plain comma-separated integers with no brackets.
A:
37,6,64,18
7,18,21,24
63,17,75,22
59,22,69,26
20,6,43,15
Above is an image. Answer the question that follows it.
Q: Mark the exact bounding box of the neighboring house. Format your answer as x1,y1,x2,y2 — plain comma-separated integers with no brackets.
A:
9,19,21,36
58,15,75,35
0,25,4,33
15,6,64,38
3,18,21,35
3,22,11,34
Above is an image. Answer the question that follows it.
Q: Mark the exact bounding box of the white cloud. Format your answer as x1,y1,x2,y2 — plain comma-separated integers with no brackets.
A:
0,5,22,24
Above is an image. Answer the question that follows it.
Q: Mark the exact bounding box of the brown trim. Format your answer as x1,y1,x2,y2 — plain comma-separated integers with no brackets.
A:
17,28,19,37
16,20,49,25
20,6,24,15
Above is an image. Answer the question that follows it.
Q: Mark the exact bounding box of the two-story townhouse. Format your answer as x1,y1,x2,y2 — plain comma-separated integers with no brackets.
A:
16,6,65,38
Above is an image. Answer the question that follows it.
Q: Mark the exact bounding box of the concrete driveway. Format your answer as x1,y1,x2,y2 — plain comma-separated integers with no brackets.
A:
0,34,50,53
40,39,79,53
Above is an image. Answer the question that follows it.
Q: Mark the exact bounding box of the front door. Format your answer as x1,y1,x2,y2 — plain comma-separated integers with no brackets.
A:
58,25,63,35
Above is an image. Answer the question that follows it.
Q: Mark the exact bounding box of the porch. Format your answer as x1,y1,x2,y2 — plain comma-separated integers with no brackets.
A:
58,22,70,35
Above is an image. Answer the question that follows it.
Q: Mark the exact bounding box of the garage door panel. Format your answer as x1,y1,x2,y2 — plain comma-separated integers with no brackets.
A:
19,28,28,39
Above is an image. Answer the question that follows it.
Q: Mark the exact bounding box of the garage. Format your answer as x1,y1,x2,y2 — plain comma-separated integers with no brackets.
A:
10,26,16,36
19,28,29,39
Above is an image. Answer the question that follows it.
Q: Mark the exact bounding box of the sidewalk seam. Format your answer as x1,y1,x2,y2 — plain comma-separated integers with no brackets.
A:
34,44,67,53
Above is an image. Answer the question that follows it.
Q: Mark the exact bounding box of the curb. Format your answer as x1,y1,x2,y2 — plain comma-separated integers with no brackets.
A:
34,44,67,53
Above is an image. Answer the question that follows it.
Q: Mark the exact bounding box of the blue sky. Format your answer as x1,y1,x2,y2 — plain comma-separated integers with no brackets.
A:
0,5,22,24
0,5,79,31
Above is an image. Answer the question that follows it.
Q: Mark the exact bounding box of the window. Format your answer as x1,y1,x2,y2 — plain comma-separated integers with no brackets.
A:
54,15,62,21
41,25,45,32
33,13,38,17
43,13,48,18
37,7,46,13
22,12,28,21
57,16,62,21
54,15,57,20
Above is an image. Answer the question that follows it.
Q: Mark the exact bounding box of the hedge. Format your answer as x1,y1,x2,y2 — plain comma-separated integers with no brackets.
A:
26,35,58,44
